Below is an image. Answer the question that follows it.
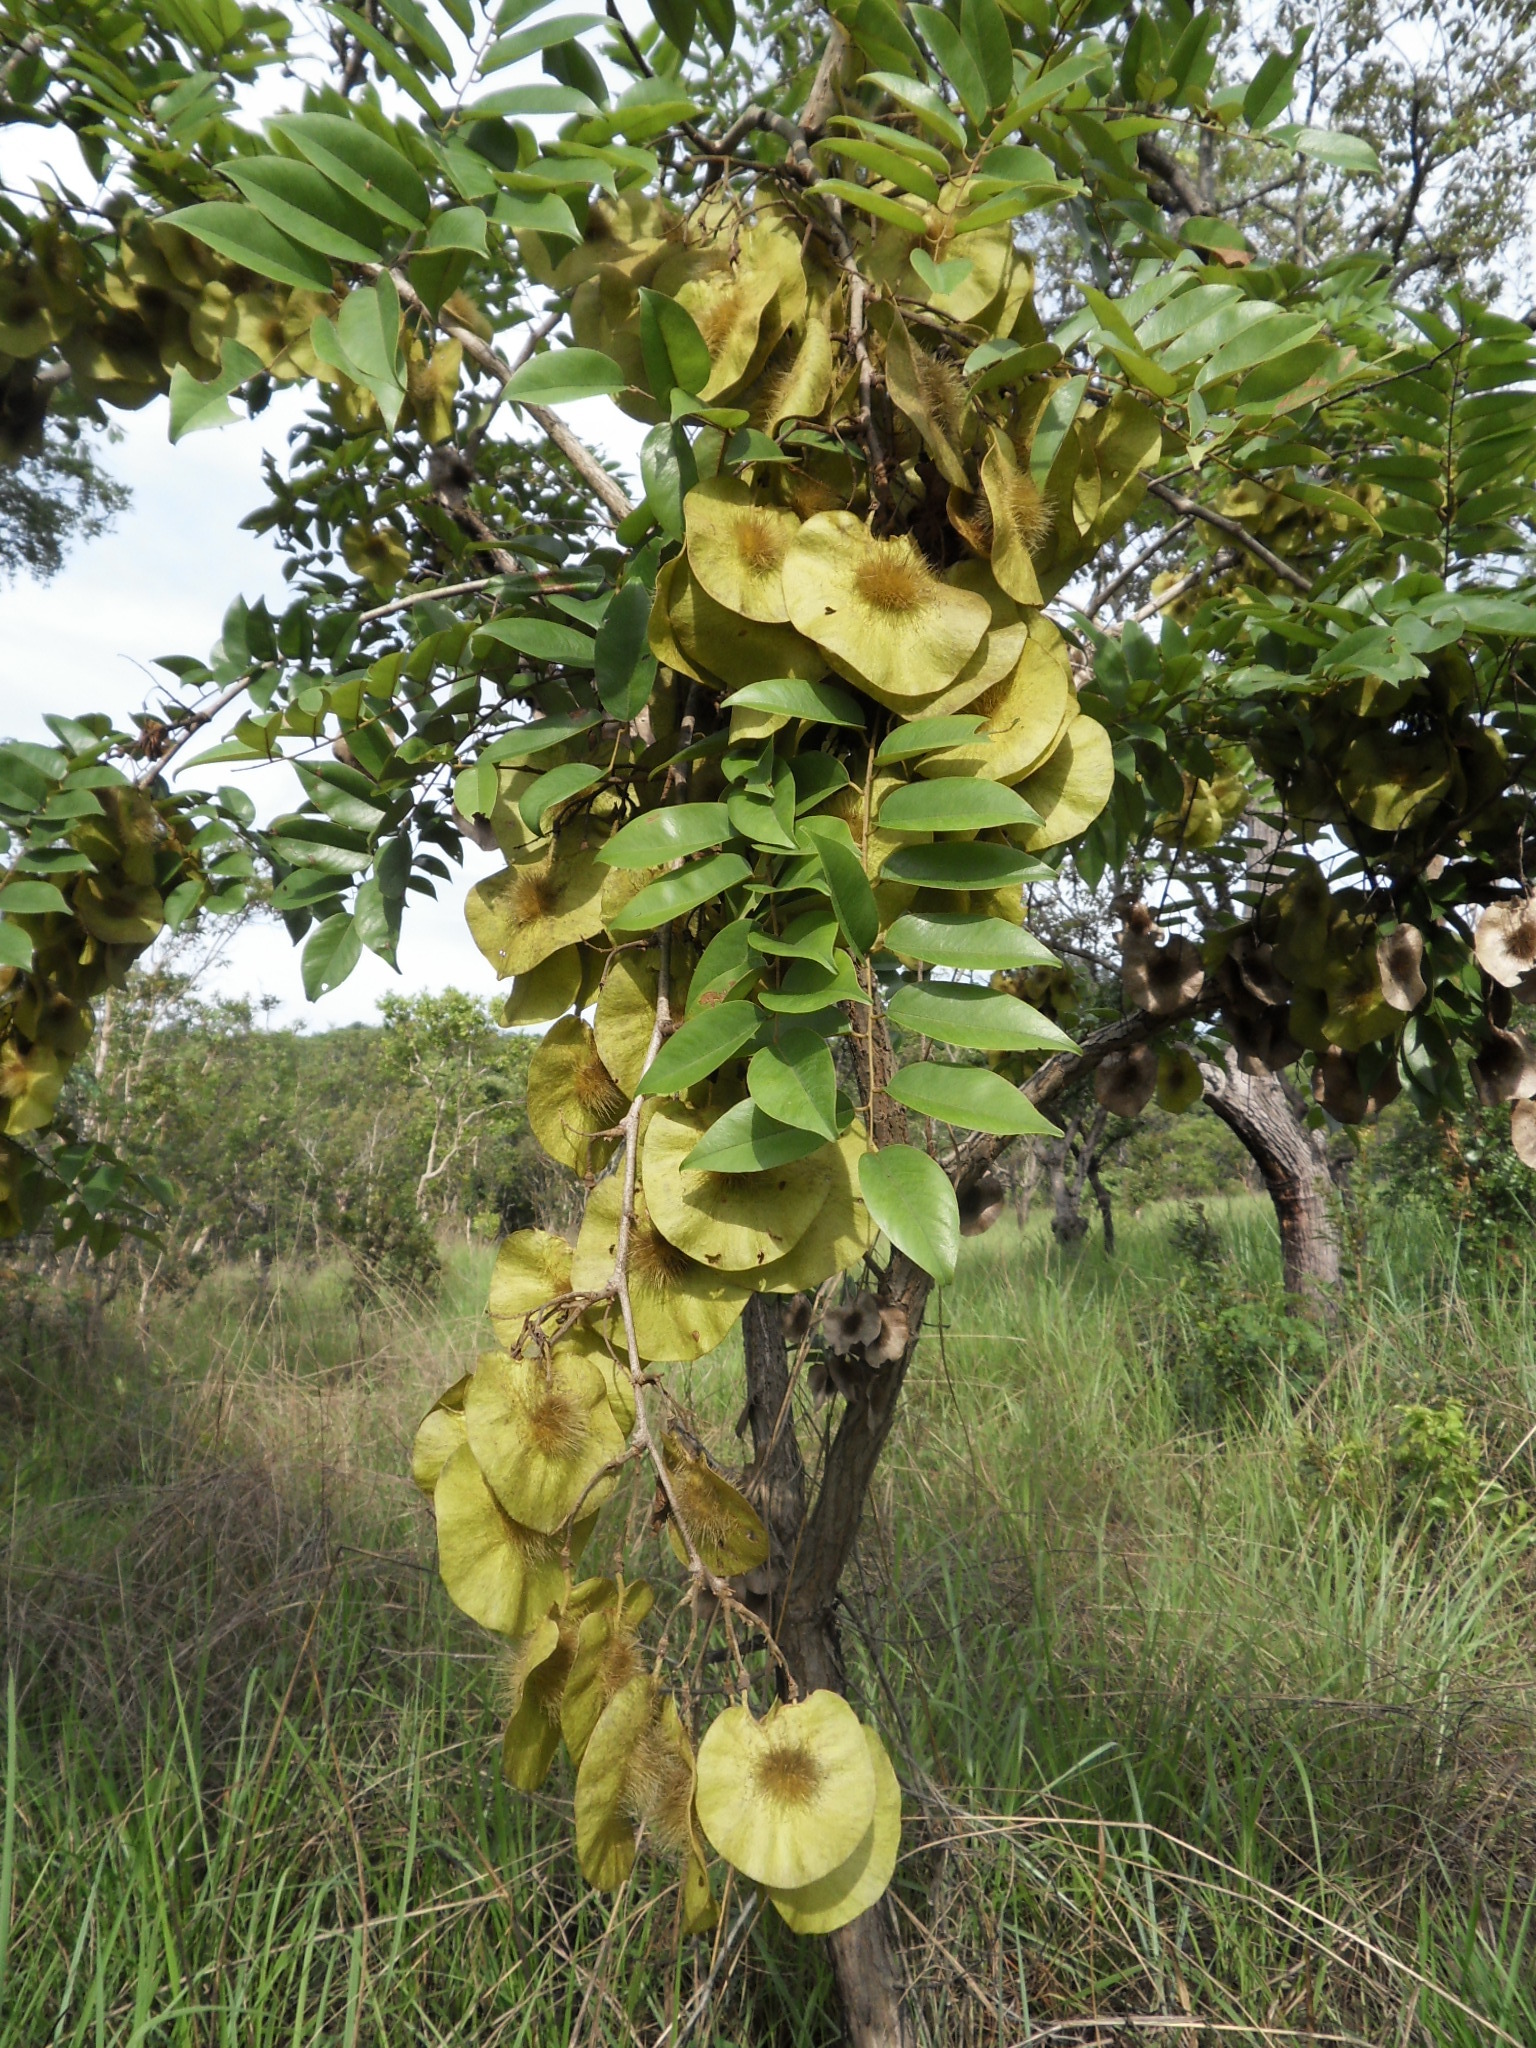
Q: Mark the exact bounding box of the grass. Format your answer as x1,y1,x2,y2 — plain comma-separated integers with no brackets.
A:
4,1194,1536,2044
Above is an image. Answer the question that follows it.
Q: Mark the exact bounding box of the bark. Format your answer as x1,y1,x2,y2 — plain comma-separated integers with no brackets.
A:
1196,1047,1341,1297
733,1006,1195,2047
1087,1155,1116,1255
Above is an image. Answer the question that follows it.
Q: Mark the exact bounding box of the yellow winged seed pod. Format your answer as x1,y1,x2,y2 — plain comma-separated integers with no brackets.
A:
643,1104,832,1270
465,834,608,979
593,947,693,1097
742,1123,876,1294
981,426,1050,606
411,1375,470,1496
768,1725,902,1934
1155,1047,1205,1115
918,617,1072,783
684,476,800,622
661,1433,770,1577
575,1673,656,1891
433,1445,592,1636
668,555,830,688
499,943,585,1026
783,512,992,701
501,1576,620,1791
486,1229,573,1347
695,1691,876,1890
464,1345,626,1535
1008,715,1115,851
572,1173,751,1361
527,1017,629,1175
561,1578,657,1764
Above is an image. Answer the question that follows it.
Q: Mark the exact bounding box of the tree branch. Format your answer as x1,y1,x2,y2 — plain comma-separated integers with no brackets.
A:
1146,478,1314,593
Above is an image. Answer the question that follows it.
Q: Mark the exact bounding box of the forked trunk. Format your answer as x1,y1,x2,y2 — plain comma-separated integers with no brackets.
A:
1196,1048,1340,1297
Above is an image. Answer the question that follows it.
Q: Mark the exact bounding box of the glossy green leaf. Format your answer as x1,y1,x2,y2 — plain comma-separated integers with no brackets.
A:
598,802,734,869
607,852,752,931
757,951,868,1013
748,1028,839,1139
878,780,1039,833
908,7,989,122
502,348,628,407
484,12,609,69
375,0,455,69
327,5,443,116
640,422,696,537
698,0,735,52
593,579,656,720
301,912,362,999
791,755,851,812
638,287,711,399
857,72,968,150
476,618,596,665
465,83,598,118
749,909,838,968
887,981,1076,1053
683,1099,827,1173
858,1144,959,1284
799,817,880,956
0,879,70,915
880,843,1038,891
721,677,866,728
811,133,939,202
885,911,1058,972
424,206,489,252
687,918,757,1009
959,0,1012,108
648,0,695,52
886,1061,1061,1135
163,203,333,291
483,712,602,765
269,114,430,228
1243,29,1308,129
0,920,35,971
1029,375,1088,487
875,716,986,765
637,999,761,1094
519,762,604,832
224,157,384,263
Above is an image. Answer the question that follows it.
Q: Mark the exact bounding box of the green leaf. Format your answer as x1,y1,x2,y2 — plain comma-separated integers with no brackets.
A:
878,780,1039,833
0,879,70,915
959,0,1013,109
908,6,989,123
484,13,610,69
502,347,628,406
811,133,939,202
494,190,580,240
466,83,599,118
519,762,604,832
163,203,333,291
747,1028,839,1139
224,156,384,263
593,578,656,719
1243,29,1308,130
886,1061,1060,1136
424,205,489,252
698,0,735,52
168,339,265,442
1197,311,1323,388
301,912,363,999
687,918,757,1010
750,908,838,968
606,852,752,931
374,0,456,71
327,5,443,116
910,249,974,296
721,676,866,728
798,817,880,956
858,1144,959,1284
0,920,35,970
637,999,762,1094
1029,375,1088,487
638,288,711,399
599,802,734,869
875,716,985,765
881,842,1038,890
475,617,596,665
640,422,695,537
647,0,695,53
1290,125,1381,172
353,874,401,964
268,114,430,229
312,274,408,429
887,981,1076,1053
757,951,868,1014
812,178,928,234
483,711,602,764
683,1099,827,1173
858,72,968,151
885,910,1058,972
827,115,950,177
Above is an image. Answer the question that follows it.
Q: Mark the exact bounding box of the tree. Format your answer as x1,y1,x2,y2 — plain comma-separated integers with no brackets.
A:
4,0,1536,2037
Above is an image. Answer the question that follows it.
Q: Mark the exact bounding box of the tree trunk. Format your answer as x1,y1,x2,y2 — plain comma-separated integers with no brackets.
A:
1196,1048,1340,1298
1087,1154,1116,1255
741,1292,919,2048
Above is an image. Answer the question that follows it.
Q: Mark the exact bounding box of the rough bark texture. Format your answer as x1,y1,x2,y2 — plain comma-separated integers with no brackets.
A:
733,1006,1192,2048
1196,1048,1341,1297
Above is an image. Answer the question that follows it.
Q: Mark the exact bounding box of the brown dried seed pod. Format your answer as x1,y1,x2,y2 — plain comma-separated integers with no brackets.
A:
1094,1043,1158,1117
782,1293,816,1346
1123,934,1205,1017
957,1170,1006,1238
863,1306,909,1368
824,1292,881,1356
1474,898,1536,990
1512,1100,1536,1169
1377,924,1427,1012
1469,1027,1536,1106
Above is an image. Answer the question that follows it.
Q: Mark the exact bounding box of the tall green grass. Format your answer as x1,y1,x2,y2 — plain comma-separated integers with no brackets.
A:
4,1201,1535,2044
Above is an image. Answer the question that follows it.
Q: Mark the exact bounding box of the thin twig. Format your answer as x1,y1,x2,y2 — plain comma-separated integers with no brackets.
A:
1146,477,1314,593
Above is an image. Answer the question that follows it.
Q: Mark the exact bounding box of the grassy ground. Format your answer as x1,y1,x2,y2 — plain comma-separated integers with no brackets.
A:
4,1194,1536,2045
